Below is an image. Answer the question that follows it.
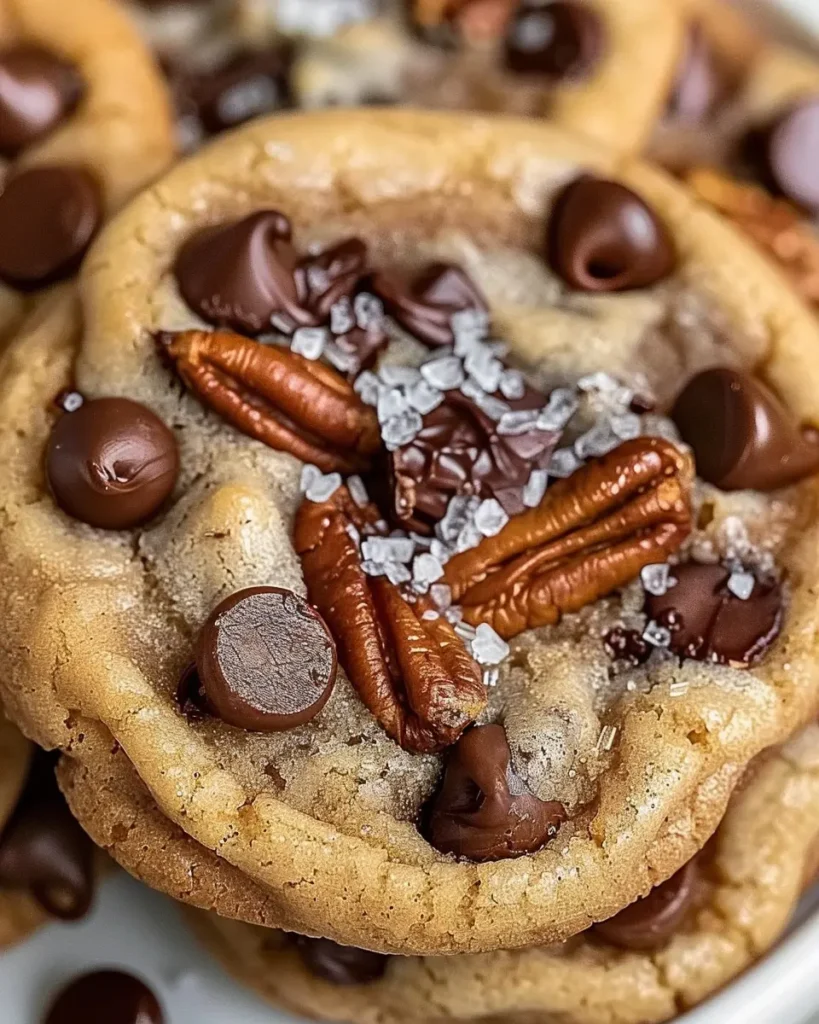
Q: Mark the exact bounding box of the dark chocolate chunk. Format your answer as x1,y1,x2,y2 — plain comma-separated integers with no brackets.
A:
743,97,819,211
387,381,558,533
169,45,292,150
174,211,302,335
0,751,94,920
195,586,337,732
0,45,84,157
667,24,727,124
645,562,783,667
0,165,102,289
595,858,700,951
296,238,369,321
43,971,163,1024
426,724,566,861
293,936,389,985
504,0,605,81
372,262,488,348
46,396,179,530
672,367,819,491
547,176,677,292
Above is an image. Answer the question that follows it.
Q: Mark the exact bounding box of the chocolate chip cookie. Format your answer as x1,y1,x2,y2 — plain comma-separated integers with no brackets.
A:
3,110,819,956
179,724,819,1024
134,1,684,156
0,711,95,948
0,0,175,341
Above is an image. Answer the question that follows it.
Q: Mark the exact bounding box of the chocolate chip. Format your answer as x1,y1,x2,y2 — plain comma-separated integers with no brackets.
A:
604,625,650,665
0,45,84,157
195,586,337,732
0,751,94,921
372,263,488,348
387,382,558,532
297,238,370,321
743,98,819,211
645,562,783,667
44,971,163,1024
292,936,389,985
504,1,605,81
672,367,819,491
0,165,102,289
547,176,677,292
426,724,566,861
175,663,208,722
46,396,180,530
667,24,727,124
595,857,700,951
175,211,301,334
169,45,292,148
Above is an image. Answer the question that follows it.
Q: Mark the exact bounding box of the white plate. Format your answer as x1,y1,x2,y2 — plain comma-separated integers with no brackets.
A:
4,2,819,1022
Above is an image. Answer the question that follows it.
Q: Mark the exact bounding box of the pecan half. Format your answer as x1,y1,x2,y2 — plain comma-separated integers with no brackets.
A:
159,329,380,473
688,168,819,308
442,438,693,639
294,485,486,754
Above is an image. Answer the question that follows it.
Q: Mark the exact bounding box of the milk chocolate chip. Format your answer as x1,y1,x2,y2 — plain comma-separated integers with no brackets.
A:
46,396,180,530
548,177,677,291
174,211,301,334
504,0,605,81
426,724,566,861
372,262,488,348
595,858,700,951
672,368,819,491
0,752,94,920
645,562,783,667
0,165,102,288
44,971,163,1024
745,98,819,211
293,936,389,985
0,45,84,156
195,586,337,732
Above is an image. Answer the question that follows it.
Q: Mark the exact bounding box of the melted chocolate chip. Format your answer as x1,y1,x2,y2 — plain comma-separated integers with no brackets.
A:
0,751,94,920
426,724,566,861
645,562,783,667
372,263,488,348
175,211,301,335
672,367,819,491
293,936,389,985
297,238,369,321
0,45,84,157
169,45,292,150
547,176,677,292
44,971,163,1024
743,97,819,211
667,24,727,124
0,165,102,289
595,858,700,951
504,0,605,81
195,586,337,732
46,397,180,530
387,382,558,533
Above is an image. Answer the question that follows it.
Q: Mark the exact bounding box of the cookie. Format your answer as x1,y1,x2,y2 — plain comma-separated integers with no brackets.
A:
181,724,819,1024
136,1,685,155
3,110,819,956
0,0,175,341
0,711,96,949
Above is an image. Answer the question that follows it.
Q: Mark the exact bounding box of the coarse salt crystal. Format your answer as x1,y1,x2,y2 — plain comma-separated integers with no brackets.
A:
640,563,676,597
471,623,510,665
642,620,671,648
377,387,410,424
499,369,526,400
361,536,415,565
382,410,423,450
305,471,343,503
354,370,382,406
421,355,464,391
380,364,422,388
727,570,755,601
291,326,328,360
474,499,509,537
549,448,582,478
330,297,355,335
523,469,548,508
354,292,384,329
347,474,369,508
406,379,443,415
412,553,445,592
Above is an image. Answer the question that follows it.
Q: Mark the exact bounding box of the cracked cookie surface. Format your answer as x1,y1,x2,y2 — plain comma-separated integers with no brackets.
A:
3,111,819,955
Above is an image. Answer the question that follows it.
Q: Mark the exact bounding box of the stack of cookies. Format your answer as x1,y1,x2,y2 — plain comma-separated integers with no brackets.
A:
4,3,819,1024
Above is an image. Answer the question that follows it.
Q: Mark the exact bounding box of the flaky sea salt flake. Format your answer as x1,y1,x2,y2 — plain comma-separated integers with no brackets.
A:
471,623,510,665
347,474,369,508
549,448,582,478
499,368,526,400
454,620,477,642
330,296,355,335
299,464,321,494
429,583,452,609
380,364,421,388
377,387,410,424
382,409,423,450
641,563,674,597
523,469,548,508
385,562,412,586
362,536,415,565
643,620,672,648
464,344,503,394
305,471,343,503
475,499,509,537
610,412,642,441
727,570,755,601
354,370,382,406
354,292,384,329
497,409,540,436
406,379,443,415
421,355,464,391
324,341,359,374
291,326,328,360
412,553,445,592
